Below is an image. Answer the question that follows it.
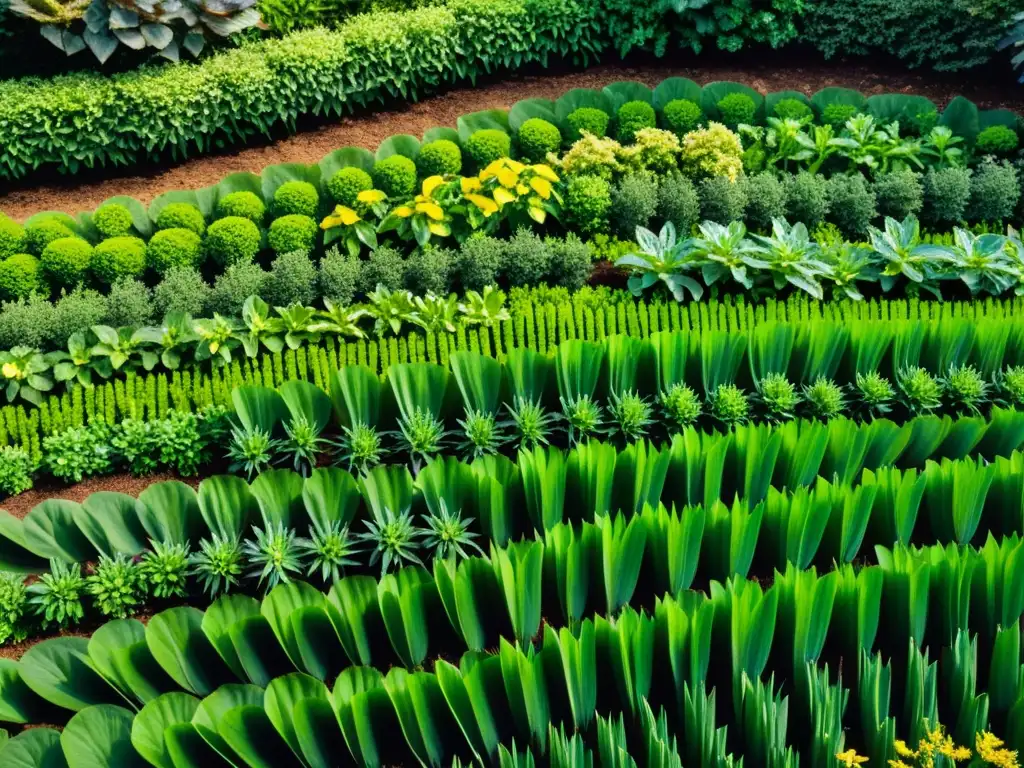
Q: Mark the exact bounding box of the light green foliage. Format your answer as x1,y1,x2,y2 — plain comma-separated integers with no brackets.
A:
772,98,812,121
616,100,656,143
656,172,700,232
976,125,1018,155
273,181,320,218
899,366,943,413
0,253,42,300
156,202,206,236
565,174,611,236
372,155,418,198
923,166,972,226
93,204,134,239
561,393,605,444
742,172,788,231
821,103,858,130
610,390,654,441
140,541,190,599
804,377,846,419
41,236,92,288
90,236,146,284
506,396,557,449
624,127,680,174
416,139,463,178
265,247,317,306
942,363,989,414
333,422,384,473
154,266,211,317
28,560,85,629
699,176,748,224
298,521,359,583
0,571,28,645
566,106,610,142
679,122,743,180
190,533,244,597
0,445,34,497
716,92,757,128
1001,366,1024,406
660,382,701,428
244,523,302,590
709,384,748,426
785,171,830,228
968,159,1020,223
422,501,483,560
228,425,279,479
25,218,74,256
397,407,448,466
327,167,374,206
87,553,143,618
357,245,406,294
557,132,623,180
457,409,506,458
856,372,895,416
455,234,503,291
612,172,659,238
105,278,154,328
216,191,266,224
465,129,512,168
49,288,108,348
759,373,799,421
358,506,424,575
662,98,703,136
0,215,26,258
404,245,452,295
518,118,561,161
111,418,162,476
205,216,261,267
147,227,202,274
873,169,924,221
826,173,877,236
267,214,318,254
43,422,112,482
318,246,360,304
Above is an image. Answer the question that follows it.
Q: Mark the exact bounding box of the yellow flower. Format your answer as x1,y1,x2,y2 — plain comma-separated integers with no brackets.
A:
516,183,530,196
894,741,916,758
481,157,525,188
527,205,547,224
393,205,414,218
977,732,1019,768
320,205,361,229
209,342,220,354
888,761,912,768
530,163,559,182
493,187,516,206
1,362,19,379
415,201,445,221
530,176,553,199
836,749,868,767
460,176,482,194
421,175,445,198
357,189,387,205
465,193,499,216
427,221,451,237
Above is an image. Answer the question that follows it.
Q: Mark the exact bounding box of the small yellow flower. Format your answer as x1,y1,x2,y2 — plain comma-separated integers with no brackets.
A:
421,175,445,198
427,221,451,237
530,163,559,182
320,205,361,229
530,176,553,199
1,362,19,379
888,761,912,768
493,187,516,206
836,748,868,767
460,176,482,194
393,205,414,218
415,201,445,221
894,741,916,758
465,193,498,216
357,189,387,205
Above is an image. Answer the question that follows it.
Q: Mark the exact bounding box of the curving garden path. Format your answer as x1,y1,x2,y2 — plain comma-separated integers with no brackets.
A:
2,60,1023,222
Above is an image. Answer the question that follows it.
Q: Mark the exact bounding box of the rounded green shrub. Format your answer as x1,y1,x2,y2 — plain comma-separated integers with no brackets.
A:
716,93,757,128
216,191,266,225
465,130,512,169
826,173,877,236
566,107,610,142
975,125,1019,155
356,246,406,295
156,202,206,236
741,172,788,231
327,167,374,206
25,219,75,256
268,214,318,255
547,234,591,290
153,267,211,318
404,246,452,295
821,103,858,130
372,155,418,198
318,247,360,305
0,254,42,300
662,99,703,137
208,262,269,317
656,173,700,233
923,167,972,226
455,235,503,292
90,236,146,284
699,176,748,225
785,171,831,228
105,278,153,328
205,216,261,267
616,101,656,143
93,204,134,239
416,140,463,178
873,169,924,220
611,172,659,238
518,119,561,162
0,216,25,259
772,98,812,121
146,228,203,274
499,229,550,287
41,237,92,288
565,174,612,236
265,249,317,307
272,181,319,218
968,159,1020,223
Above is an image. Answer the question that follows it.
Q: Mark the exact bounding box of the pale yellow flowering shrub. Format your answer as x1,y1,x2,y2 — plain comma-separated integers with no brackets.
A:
621,127,680,175
679,121,744,182
549,131,622,181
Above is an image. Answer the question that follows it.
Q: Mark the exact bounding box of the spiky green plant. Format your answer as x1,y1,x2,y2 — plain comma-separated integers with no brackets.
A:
0,571,28,645
457,409,508,458
27,560,85,629
358,507,425,575
298,520,361,583
506,396,559,449
898,366,943,413
709,385,749,427
243,523,303,590
280,415,324,477
660,383,702,429
87,553,143,618
941,364,989,414
758,373,800,422
140,541,190,600
395,407,449,469
227,424,280,479
804,377,846,420
609,390,654,441
999,366,1024,407
422,501,484,562
855,372,896,416
561,394,606,445
331,421,385,473
190,533,244,597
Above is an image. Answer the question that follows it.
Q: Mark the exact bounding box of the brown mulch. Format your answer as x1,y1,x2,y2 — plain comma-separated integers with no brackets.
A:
2,58,1023,222
0,629,92,661
2,471,201,520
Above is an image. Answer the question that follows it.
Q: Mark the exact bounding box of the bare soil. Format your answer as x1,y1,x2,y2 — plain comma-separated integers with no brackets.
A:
2,59,1022,222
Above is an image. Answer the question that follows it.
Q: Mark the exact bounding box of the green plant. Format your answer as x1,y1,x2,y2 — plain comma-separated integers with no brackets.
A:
28,560,85,629
803,377,846,419
327,167,374,206
923,166,972,226
772,98,812,121
560,393,605,445
547,233,592,289
422,500,483,561
655,172,700,232
506,396,557,449
565,174,611,235
154,409,210,476
868,214,949,297
273,181,320,218
1000,365,1024,406
105,278,153,328
566,106,610,142
243,523,302,590
404,246,452,295
267,214,318,254
358,506,424,575
975,125,1018,155
898,366,943,413
357,246,406,295
680,122,744,181
617,221,703,301
417,140,463,178
873,169,924,220
820,103,858,131
0,253,43,300
209,261,269,316
0,571,28,645
90,236,146,284
455,235,503,291
190,533,244,597
742,172,788,231
280,414,324,476
298,520,360,582
662,98,703,136
716,93,757,128
499,228,551,287
147,227,203,275
156,203,206,236
140,541,190,600
826,173,877,236
395,406,449,468
332,421,385,472
0,344,54,406
518,118,561,161
459,285,510,326
941,364,989,414
87,553,143,618
0,215,26,258
41,236,92,288
609,389,654,440
25,218,74,255
265,248,317,307
153,266,210,317
317,246,360,304
111,418,161,476
0,445,33,496
217,191,266,225
785,171,830,228
611,172,659,240
709,384,749,427
93,204,134,239
854,371,895,415
660,382,701,428
457,408,507,458
617,100,656,143
204,216,261,267
968,159,1020,223
42,422,112,482
466,129,512,168
228,425,280,479
758,373,800,421
699,176,748,224
372,155,418,198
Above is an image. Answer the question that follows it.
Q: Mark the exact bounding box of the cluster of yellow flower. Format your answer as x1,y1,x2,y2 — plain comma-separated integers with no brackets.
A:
834,727,1019,768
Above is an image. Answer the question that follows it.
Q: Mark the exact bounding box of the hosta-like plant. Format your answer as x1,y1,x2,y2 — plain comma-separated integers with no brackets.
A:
193,313,240,364
358,506,424,575
237,296,285,356
421,500,483,562
411,292,459,334
243,523,302,590
616,222,704,301
308,298,367,338
0,346,54,406
690,220,760,290
832,114,923,174
90,324,158,372
298,519,360,582
135,311,196,370
748,218,832,299
944,228,1018,297
459,285,510,327
364,284,417,336
868,215,950,298
189,532,243,596
821,243,879,301
52,331,113,387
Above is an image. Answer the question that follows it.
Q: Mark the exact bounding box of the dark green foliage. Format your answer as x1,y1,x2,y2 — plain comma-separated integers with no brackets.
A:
267,214,318,255
90,236,146,285
156,203,206,236
662,99,703,137
566,106,610,142
416,140,463,178
25,219,75,256
873,169,924,221
967,159,1020,223
93,204,134,239
147,228,203,274
699,176,748,224
923,166,972,226
265,248,318,307
208,261,270,317
716,93,757,128
41,237,92,288
216,191,266,225
518,118,561,161
617,100,656,143
0,569,29,644
372,155,418,198
500,228,551,287
0,215,26,259
49,288,108,348
785,171,830,228
655,172,700,232
0,446,34,499
105,278,154,328
455,234,503,291
0,253,42,301
357,245,406,294
826,173,877,236
153,266,211,318
465,129,512,168
28,561,85,629
547,234,591,289
205,216,261,267
741,172,788,231
565,174,612,236
404,246,453,294
318,246,361,305
273,181,320,217
43,422,112,483
0,295,54,348
327,167,374,206
976,125,1019,155
612,172,659,238
87,553,143,618
772,98,812,121
821,103,858,131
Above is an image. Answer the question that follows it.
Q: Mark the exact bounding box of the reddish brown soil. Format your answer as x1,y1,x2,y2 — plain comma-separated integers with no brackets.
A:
2,60,1022,222
2,471,200,520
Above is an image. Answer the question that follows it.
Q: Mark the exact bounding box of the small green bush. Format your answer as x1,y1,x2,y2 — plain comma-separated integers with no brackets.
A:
318,247,360,305
153,266,211,318
267,214,318,255
968,159,1020,223
612,172,659,238
25,218,75,256
656,173,700,233
0,570,28,644
147,228,202,274
873,169,924,220
547,234,591,290
41,237,92,288
821,103,858,130
0,254,42,301
265,248,317,307
90,236,146,285
208,261,270,317
0,295,53,348
455,235,503,292
565,174,612,236
273,181,320,217
923,166,972,226
372,155,418,198
105,278,153,328
661,99,703,138
216,191,266,224
616,100,656,143
906,109,938,138
627,128,680,175
0,216,25,259
518,118,561,162
416,140,463,178
500,228,551,287
975,125,1019,155
49,288,108,348
772,98,812,121
699,177,748,224
465,130,512,168
156,203,206,236
357,246,406,295
785,171,831,229
205,216,261,267
826,173,877,236
404,246,453,295
741,172,788,231
716,93,757,128
566,107,610,142
93,204,134,239
326,167,374,206
0,445,33,498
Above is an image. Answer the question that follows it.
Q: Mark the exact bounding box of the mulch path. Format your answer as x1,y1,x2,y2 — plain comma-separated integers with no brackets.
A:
2,58,1022,222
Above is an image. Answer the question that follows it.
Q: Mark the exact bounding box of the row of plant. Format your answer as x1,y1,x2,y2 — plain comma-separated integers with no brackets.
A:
2,534,1022,764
